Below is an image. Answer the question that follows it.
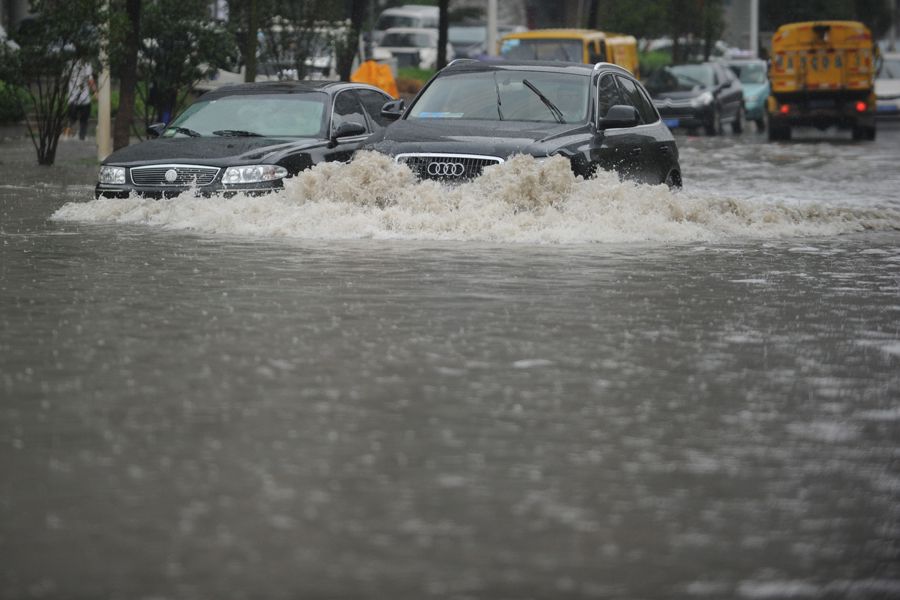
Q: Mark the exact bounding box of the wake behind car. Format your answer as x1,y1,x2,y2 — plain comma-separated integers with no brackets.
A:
367,60,681,187
95,81,393,198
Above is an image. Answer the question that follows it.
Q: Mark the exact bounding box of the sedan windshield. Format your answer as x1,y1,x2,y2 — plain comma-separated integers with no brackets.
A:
879,57,900,79
729,62,767,85
163,93,328,138
408,70,590,123
645,65,714,94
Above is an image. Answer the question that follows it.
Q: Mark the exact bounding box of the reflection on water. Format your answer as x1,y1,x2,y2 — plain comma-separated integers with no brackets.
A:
1,129,900,599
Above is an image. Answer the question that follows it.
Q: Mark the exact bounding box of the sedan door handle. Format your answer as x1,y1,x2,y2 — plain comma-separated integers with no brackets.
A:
629,147,642,157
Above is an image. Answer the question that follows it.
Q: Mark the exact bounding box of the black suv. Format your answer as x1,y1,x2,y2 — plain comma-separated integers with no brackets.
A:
367,60,681,187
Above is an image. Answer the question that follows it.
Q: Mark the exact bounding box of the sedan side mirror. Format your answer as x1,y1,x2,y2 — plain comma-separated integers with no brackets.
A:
329,121,367,147
146,122,166,138
381,99,405,121
597,105,639,130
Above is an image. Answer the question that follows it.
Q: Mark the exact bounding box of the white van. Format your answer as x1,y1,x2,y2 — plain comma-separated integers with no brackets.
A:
373,5,438,44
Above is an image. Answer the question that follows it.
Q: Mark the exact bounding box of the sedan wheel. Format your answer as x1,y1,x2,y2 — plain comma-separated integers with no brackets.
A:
732,106,744,134
704,106,721,136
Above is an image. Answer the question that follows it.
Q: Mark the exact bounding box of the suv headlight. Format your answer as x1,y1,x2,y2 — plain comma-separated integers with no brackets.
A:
223,165,288,184
98,165,126,185
691,91,714,108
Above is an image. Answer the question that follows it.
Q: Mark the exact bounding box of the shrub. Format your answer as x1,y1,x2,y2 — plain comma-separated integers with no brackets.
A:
0,80,26,124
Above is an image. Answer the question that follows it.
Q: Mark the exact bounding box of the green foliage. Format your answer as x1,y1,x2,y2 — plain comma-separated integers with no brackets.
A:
0,81,27,123
0,0,104,165
106,0,237,136
638,50,672,75
398,67,436,82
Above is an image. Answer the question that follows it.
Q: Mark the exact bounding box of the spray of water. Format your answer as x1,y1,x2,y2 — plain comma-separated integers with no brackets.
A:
52,152,900,244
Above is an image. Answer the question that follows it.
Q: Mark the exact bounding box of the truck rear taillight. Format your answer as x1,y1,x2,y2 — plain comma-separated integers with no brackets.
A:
855,101,867,112
780,104,790,115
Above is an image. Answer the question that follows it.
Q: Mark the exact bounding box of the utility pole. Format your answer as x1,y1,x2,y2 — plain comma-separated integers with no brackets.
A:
486,0,498,56
97,0,111,160
750,0,759,57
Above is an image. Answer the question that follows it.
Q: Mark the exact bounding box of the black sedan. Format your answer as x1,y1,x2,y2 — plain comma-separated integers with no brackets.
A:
645,62,744,135
95,81,393,198
366,60,682,187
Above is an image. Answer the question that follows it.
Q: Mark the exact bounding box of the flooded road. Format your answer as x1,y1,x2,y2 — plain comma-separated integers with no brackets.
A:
2,125,900,599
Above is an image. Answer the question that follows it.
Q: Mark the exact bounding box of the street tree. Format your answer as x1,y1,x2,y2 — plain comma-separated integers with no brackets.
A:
131,0,236,135
0,0,104,165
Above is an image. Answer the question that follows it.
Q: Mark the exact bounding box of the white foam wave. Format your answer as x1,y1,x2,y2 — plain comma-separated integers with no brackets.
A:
52,153,900,244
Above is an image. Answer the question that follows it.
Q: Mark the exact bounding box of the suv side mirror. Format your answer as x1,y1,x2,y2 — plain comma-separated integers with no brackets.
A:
329,121,367,147
381,99,405,121
146,122,166,138
597,105,639,130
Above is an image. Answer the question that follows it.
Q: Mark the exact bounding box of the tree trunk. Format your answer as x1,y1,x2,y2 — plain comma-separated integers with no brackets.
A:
113,0,141,149
244,0,258,82
338,0,367,81
437,0,449,69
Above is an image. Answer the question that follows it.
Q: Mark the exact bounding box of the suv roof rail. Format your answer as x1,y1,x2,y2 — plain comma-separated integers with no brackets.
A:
592,61,633,76
446,58,478,68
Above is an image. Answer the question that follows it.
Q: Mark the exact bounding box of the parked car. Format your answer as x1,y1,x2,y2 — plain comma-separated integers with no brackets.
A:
645,62,744,135
95,81,392,198
876,51,900,119
367,60,681,187
449,23,526,59
726,58,770,131
377,27,453,70
372,4,438,44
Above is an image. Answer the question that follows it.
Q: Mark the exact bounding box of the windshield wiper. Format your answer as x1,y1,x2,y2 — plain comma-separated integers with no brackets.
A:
212,129,263,137
493,71,504,121
522,79,566,124
169,126,201,137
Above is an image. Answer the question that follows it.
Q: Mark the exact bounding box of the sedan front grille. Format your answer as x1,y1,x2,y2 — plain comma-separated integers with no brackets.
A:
130,164,220,187
396,154,503,182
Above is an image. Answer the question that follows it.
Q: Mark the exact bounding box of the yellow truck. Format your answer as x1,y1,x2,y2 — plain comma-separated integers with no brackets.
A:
767,21,877,141
499,29,640,78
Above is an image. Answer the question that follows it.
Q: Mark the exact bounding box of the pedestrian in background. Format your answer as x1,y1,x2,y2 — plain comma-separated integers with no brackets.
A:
65,59,96,140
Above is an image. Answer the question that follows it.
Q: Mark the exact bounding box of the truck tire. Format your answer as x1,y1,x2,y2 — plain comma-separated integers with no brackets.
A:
852,125,875,141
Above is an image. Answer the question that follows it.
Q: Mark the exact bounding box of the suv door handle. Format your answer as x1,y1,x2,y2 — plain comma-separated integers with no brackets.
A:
629,147,642,157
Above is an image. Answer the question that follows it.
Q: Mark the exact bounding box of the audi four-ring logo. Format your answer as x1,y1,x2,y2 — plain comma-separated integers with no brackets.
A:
426,161,466,177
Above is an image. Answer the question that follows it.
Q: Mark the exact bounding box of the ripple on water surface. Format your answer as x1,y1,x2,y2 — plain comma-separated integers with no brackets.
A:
52,152,900,244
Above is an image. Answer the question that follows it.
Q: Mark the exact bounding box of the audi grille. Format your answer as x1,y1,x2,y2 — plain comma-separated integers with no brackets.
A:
396,154,504,182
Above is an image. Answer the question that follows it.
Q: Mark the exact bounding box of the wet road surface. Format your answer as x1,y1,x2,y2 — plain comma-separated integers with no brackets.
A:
1,124,899,599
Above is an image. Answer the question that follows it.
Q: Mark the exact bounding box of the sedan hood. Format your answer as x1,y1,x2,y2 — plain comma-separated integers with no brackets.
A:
374,119,587,157
104,136,323,166
652,89,709,102
741,83,768,98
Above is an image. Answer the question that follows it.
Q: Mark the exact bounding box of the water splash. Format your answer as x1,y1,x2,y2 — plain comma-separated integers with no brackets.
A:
52,152,900,244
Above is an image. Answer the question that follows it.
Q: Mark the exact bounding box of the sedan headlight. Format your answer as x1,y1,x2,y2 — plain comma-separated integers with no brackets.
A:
691,91,714,108
222,165,288,185
98,165,126,185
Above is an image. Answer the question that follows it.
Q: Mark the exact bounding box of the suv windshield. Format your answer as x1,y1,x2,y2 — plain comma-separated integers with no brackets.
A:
164,93,327,138
409,70,590,123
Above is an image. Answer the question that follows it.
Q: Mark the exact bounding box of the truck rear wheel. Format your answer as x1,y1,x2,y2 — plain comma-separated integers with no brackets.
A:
768,119,791,141
852,125,876,141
